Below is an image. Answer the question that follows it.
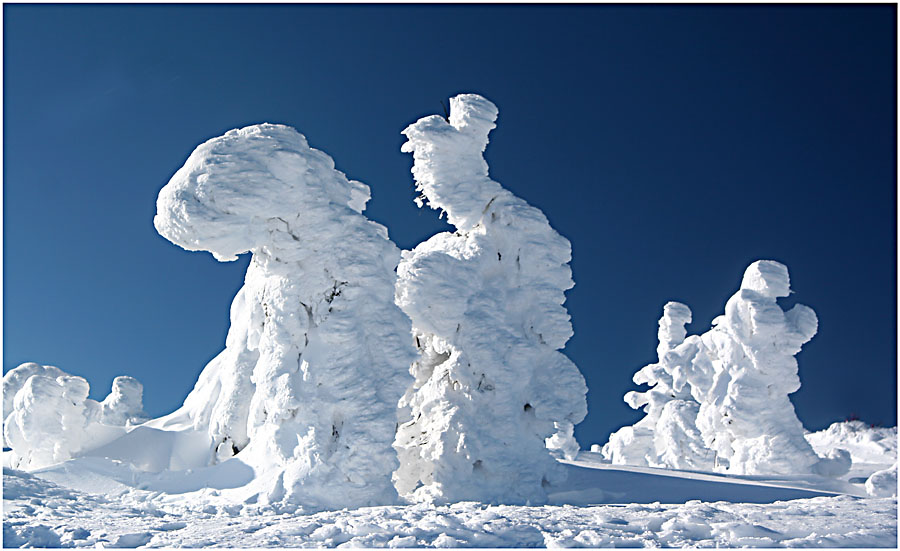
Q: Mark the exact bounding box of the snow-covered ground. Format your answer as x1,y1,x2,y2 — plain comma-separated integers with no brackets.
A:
3,422,896,547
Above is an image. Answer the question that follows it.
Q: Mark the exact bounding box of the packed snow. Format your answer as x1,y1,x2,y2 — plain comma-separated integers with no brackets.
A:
4,463,896,548
3,94,896,548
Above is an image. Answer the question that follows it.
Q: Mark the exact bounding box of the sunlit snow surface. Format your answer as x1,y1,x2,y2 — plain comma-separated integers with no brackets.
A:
3,465,895,548
4,422,897,547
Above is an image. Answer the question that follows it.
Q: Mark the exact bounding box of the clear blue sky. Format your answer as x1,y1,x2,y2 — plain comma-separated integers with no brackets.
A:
4,4,896,446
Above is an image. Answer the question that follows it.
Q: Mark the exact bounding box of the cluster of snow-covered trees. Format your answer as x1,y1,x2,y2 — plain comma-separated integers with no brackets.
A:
602,261,851,477
4,363,146,470
4,95,585,508
2,94,847,509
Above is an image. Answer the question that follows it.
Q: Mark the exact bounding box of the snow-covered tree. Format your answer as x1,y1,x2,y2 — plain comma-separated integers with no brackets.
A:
393,94,588,505
3,362,66,447
689,260,827,475
153,124,415,509
603,302,713,470
3,363,147,469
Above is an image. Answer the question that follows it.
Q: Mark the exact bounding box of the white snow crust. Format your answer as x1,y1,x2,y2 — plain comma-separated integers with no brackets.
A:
153,123,416,509
3,363,146,470
605,261,850,477
4,464,896,548
393,94,587,505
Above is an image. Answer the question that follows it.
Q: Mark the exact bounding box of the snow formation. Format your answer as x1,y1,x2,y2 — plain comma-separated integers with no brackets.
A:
605,261,850,477
393,94,588,505
865,463,897,497
3,363,146,470
605,302,714,470
154,123,415,509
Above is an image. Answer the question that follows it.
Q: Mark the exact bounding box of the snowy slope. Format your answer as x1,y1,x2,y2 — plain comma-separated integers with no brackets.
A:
4,422,897,547
4,462,896,548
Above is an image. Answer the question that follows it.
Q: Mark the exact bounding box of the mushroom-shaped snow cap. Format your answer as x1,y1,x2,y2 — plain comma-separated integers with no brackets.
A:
740,260,791,298
662,302,692,326
155,124,370,261
449,94,499,137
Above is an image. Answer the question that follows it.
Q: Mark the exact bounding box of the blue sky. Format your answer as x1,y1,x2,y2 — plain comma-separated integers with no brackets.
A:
4,4,896,445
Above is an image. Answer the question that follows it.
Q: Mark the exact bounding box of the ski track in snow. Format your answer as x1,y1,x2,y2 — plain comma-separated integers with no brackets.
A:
3,466,896,548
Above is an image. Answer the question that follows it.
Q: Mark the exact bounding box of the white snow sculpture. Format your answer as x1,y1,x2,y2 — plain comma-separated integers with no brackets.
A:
393,94,588,505
154,123,415,509
3,364,147,470
99,376,147,426
603,303,713,470
3,362,65,447
689,261,825,475
5,374,91,469
605,261,850,477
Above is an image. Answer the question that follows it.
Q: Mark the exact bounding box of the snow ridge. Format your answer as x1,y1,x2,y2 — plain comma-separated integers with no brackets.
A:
154,124,415,509
393,94,588,505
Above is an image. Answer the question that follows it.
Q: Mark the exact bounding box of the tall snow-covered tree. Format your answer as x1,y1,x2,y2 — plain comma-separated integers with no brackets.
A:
3,363,147,470
603,302,713,470
393,94,588,505
154,124,415,509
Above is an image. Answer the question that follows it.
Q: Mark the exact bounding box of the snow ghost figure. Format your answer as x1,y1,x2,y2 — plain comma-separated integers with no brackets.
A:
154,124,415,509
603,303,713,470
604,260,850,477
690,260,830,475
393,94,588,505
3,363,147,470
3,362,66,446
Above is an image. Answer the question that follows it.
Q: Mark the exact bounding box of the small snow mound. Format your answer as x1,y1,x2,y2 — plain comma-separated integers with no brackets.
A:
2,522,62,548
866,463,897,497
812,448,852,477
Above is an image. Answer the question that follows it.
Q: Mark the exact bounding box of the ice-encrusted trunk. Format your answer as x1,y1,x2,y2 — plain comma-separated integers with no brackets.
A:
603,303,713,470
393,94,588,505
154,124,415,509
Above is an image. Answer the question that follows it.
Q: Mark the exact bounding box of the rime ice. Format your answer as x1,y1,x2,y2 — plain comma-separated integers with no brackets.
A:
604,261,851,477
604,303,713,470
154,124,415,509
2,363,146,469
393,94,588,505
